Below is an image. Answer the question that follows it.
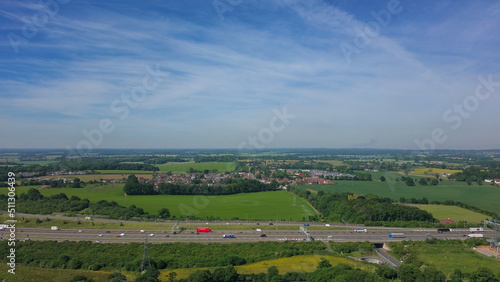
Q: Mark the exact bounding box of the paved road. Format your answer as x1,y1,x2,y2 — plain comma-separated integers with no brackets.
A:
10,227,493,244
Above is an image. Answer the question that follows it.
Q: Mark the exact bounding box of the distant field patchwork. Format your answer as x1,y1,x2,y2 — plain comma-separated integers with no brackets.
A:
156,162,235,172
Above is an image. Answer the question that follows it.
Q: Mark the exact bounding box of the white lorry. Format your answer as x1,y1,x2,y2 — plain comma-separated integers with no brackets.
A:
469,227,484,232
467,234,484,238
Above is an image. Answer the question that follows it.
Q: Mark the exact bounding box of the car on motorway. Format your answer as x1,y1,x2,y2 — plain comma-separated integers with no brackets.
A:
140,230,145,233
327,235,333,239
116,235,121,237
325,224,331,227
260,234,267,237
304,223,310,226
78,230,83,233
95,240,101,243
106,231,111,233
148,234,154,237
165,235,170,237
269,223,274,225
98,234,103,237
119,233,125,236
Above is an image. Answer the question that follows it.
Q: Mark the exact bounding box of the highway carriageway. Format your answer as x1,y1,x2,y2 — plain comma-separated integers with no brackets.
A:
8,228,495,244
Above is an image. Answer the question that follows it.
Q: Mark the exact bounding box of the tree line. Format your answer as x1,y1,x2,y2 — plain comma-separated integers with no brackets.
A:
0,241,325,272
289,187,436,224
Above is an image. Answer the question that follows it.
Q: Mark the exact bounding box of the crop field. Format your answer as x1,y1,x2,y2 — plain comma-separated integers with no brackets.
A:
3,185,317,220
156,162,235,172
317,160,344,166
411,168,462,176
295,178,500,215
161,255,375,279
411,204,489,223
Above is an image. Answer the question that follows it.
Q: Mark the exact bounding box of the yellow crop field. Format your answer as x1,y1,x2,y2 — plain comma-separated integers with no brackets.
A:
161,255,374,279
411,168,461,176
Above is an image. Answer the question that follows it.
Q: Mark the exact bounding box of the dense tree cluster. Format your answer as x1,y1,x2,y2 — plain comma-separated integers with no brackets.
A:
123,175,280,196
451,166,500,184
0,241,326,272
290,187,435,224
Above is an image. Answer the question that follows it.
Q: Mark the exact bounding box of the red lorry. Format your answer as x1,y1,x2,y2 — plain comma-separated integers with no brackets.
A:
196,228,212,233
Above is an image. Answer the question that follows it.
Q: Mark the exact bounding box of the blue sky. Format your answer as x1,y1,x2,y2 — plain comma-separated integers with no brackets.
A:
1,0,499,150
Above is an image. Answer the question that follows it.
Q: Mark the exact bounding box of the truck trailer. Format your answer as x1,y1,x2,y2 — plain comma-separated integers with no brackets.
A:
467,234,484,238
389,233,405,238
469,227,484,232
222,234,235,238
196,228,212,233
354,229,367,233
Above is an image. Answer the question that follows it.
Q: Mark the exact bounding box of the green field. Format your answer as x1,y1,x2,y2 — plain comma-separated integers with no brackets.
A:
296,173,500,215
391,242,500,276
3,185,317,220
156,162,235,172
413,204,489,223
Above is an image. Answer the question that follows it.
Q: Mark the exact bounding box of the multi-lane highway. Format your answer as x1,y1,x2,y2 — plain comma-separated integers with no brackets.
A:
10,226,495,244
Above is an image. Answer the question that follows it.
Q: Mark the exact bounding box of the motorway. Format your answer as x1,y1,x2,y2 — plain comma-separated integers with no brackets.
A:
8,226,496,244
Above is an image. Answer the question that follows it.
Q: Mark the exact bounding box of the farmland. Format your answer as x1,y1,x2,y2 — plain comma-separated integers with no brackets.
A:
295,177,500,215
156,162,236,172
2,185,317,220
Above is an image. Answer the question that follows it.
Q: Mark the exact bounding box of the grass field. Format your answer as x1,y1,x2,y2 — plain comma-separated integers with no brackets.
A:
161,255,375,280
156,162,235,172
412,204,489,223
2,185,317,220
295,174,500,215
398,242,500,276
0,264,125,282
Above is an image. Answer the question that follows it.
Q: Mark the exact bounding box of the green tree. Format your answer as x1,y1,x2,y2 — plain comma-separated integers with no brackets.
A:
70,276,93,282
72,178,81,188
188,270,212,282
266,266,279,282
157,208,171,219
422,266,446,282
107,272,127,282
398,264,423,282
469,267,498,282
449,269,463,282
212,266,238,282
317,257,332,269
380,176,386,181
